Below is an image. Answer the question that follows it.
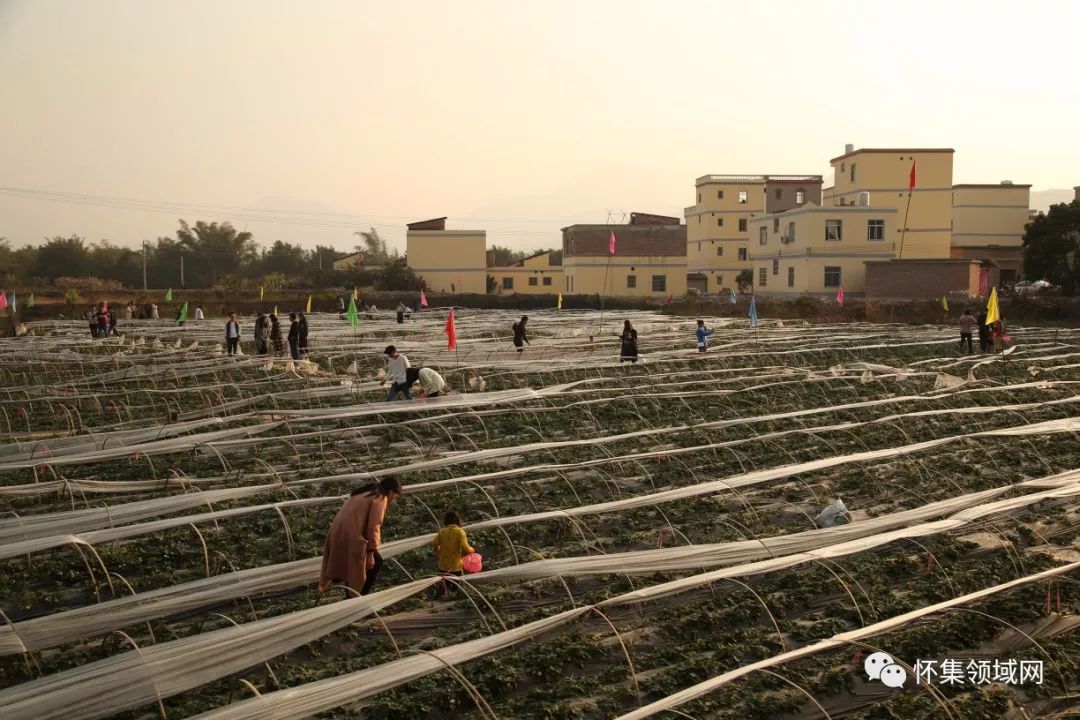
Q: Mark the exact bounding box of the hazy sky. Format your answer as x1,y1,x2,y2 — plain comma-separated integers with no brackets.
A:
2,0,1078,254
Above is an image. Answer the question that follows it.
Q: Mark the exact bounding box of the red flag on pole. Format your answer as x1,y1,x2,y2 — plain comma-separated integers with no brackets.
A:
908,161,917,192
665,293,673,305
419,289,429,308
444,308,457,350
837,287,845,305
608,231,616,255
0,291,7,310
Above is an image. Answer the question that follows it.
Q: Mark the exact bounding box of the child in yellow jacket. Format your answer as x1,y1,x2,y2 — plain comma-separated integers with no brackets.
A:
432,511,474,598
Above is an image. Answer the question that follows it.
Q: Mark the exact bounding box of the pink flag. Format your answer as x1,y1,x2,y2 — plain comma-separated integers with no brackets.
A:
836,287,844,305
444,308,457,350
608,231,616,255
419,289,429,308
0,291,7,310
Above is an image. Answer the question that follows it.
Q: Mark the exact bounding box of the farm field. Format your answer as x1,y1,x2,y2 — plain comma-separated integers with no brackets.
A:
0,309,1078,720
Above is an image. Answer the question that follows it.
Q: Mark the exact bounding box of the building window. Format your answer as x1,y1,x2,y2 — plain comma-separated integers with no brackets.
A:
716,246,724,256
697,192,701,203
774,189,782,200
867,219,885,241
542,276,552,286
738,191,748,204
627,275,637,288
796,190,805,204
738,247,747,261
787,221,796,243
773,217,780,232
503,277,513,290
738,218,748,232
758,267,767,287
698,216,701,223
528,276,538,286
825,219,842,241
651,275,666,292
717,217,723,227
772,258,779,275
718,190,724,199
787,266,795,287
824,266,841,287
840,162,846,174
850,163,856,183
716,275,723,286
759,227,767,245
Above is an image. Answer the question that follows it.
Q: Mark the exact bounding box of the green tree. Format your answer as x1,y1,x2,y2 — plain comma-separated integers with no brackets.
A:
258,240,307,276
488,245,526,266
175,220,256,287
736,269,754,293
1023,200,1080,295
376,262,422,291
0,239,39,285
34,235,89,280
352,228,396,265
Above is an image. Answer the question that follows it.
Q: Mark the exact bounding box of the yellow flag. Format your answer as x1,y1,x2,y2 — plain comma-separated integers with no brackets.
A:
259,286,264,301
941,296,949,312
273,305,279,317
352,287,358,301
557,293,562,310
985,287,1000,325
305,294,312,313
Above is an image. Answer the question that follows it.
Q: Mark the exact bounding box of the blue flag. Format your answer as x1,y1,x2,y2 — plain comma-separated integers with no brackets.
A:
749,295,758,328
728,288,737,304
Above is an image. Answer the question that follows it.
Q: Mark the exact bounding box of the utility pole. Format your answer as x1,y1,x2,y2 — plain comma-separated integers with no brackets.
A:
142,240,148,291
180,251,185,288
318,247,322,271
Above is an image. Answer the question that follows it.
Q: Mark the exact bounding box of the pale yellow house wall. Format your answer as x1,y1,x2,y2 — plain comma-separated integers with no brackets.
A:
406,230,487,293
685,178,765,291
488,267,563,294
828,150,954,259
563,256,687,297
748,207,896,296
951,186,1030,248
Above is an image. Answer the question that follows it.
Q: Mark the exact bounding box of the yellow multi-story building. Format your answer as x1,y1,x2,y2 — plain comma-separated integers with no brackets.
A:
488,251,564,294
950,182,1031,284
562,214,687,298
748,205,897,296
824,147,954,259
405,217,487,294
685,175,821,293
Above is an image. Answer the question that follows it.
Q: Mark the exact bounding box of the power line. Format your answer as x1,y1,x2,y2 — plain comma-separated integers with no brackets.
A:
0,185,584,237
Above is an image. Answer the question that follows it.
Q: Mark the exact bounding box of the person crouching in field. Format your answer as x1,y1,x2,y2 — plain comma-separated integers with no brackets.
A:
619,319,638,363
696,319,713,353
432,511,474,599
319,478,403,596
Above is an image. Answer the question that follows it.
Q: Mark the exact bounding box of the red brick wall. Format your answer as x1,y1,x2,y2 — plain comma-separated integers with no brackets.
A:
865,261,995,298
562,225,687,257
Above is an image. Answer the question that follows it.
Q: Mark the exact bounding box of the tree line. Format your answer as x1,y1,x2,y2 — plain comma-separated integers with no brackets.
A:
0,221,564,294
1023,197,1080,294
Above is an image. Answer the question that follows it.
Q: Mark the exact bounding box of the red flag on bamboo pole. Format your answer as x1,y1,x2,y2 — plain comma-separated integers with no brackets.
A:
608,231,616,255
444,308,457,350
419,289,429,308
908,161,917,191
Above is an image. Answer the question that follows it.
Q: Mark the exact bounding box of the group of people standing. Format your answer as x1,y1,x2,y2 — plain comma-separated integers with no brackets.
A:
225,311,309,359
957,308,1006,354
508,315,717,363
86,303,116,338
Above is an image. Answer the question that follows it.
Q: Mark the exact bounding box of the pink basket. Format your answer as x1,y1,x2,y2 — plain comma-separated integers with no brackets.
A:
462,552,483,574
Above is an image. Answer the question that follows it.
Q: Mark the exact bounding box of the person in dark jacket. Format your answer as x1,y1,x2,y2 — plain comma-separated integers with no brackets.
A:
512,316,529,354
270,314,284,354
224,313,240,355
976,309,990,353
298,312,309,357
87,306,99,339
396,302,406,324
287,313,301,360
108,308,117,336
619,319,638,363
96,302,109,338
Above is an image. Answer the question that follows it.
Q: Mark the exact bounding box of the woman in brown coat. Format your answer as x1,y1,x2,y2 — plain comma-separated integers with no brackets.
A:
318,478,403,595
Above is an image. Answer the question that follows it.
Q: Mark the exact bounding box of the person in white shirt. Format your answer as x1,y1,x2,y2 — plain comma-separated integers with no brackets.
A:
415,367,447,398
194,305,205,322
383,345,411,401
150,303,159,320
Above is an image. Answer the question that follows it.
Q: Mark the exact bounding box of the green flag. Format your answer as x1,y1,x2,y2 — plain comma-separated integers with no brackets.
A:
165,288,173,302
177,302,189,324
347,296,358,327
27,293,34,308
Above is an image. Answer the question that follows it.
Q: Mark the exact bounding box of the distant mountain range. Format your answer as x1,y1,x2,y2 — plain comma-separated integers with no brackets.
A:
1031,189,1078,212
